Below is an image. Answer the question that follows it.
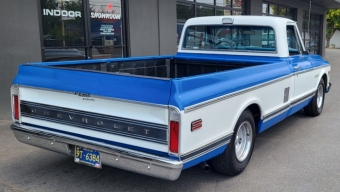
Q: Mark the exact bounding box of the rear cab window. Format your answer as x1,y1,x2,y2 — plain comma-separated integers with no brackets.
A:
182,25,276,53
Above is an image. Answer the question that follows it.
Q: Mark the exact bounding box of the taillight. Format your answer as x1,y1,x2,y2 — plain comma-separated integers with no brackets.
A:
169,108,180,154
170,121,179,153
13,95,19,120
11,85,20,122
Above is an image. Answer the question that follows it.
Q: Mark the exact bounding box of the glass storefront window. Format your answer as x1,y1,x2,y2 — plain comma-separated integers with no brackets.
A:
177,3,194,20
216,9,231,16
41,0,85,47
92,47,123,59
90,0,122,46
302,11,322,54
44,48,86,62
216,0,231,7
262,3,268,14
196,5,214,17
269,4,278,15
287,8,294,19
40,0,126,61
232,0,242,8
196,0,214,5
263,2,296,20
233,10,242,15
176,0,244,45
279,7,286,17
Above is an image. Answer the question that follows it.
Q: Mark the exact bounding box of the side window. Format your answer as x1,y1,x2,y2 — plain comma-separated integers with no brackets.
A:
286,25,303,55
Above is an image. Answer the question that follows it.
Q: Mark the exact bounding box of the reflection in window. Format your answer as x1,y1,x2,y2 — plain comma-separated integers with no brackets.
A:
183,25,276,52
196,5,214,17
216,9,231,16
287,8,294,19
92,47,122,59
287,25,302,54
90,0,122,46
177,23,185,45
177,0,244,45
232,0,242,8
302,11,321,54
279,7,286,17
177,3,194,20
263,2,296,20
233,10,242,15
216,0,231,7
44,48,86,62
41,0,85,47
269,5,278,15
196,0,214,5
262,3,268,14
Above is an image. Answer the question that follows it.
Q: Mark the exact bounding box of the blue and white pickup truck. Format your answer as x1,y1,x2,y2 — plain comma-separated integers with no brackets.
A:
10,16,331,180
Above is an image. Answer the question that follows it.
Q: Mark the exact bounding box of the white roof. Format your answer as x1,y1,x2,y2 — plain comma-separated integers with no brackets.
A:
178,16,301,57
184,15,295,26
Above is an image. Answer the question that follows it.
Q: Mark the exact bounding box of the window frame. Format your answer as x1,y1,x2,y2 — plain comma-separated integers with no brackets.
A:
176,0,245,45
286,24,305,55
262,1,296,21
38,0,128,61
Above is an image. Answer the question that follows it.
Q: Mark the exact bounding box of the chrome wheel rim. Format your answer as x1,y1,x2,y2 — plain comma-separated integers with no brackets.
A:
235,121,253,162
317,84,324,108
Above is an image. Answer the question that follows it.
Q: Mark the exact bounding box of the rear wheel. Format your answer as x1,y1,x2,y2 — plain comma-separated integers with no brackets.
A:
211,109,255,176
304,79,325,116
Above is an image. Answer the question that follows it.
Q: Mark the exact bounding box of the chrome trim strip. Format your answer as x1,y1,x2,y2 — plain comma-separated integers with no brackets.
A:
291,92,315,106
42,64,172,81
262,91,315,122
20,101,168,144
184,74,292,113
263,104,291,120
19,85,169,109
185,64,329,113
181,133,232,162
11,124,182,181
293,65,329,76
21,101,167,129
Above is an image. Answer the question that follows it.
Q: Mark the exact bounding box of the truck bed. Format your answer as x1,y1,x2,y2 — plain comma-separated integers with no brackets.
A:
48,55,273,79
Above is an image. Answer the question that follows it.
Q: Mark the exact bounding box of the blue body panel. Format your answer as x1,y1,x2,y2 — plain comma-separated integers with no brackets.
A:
182,144,228,169
170,53,292,110
258,110,290,133
289,98,313,116
257,97,312,133
28,55,176,66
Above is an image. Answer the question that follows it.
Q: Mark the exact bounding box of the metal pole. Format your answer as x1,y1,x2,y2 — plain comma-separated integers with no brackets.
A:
308,1,311,52
61,0,66,47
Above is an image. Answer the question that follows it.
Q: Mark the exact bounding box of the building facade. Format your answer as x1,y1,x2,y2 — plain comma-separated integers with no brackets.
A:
0,0,339,119
330,30,340,48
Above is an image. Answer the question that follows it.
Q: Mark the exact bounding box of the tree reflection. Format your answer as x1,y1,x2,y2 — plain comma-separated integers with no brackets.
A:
41,0,84,47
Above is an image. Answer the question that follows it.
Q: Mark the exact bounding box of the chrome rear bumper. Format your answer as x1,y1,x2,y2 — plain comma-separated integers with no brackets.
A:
11,124,183,181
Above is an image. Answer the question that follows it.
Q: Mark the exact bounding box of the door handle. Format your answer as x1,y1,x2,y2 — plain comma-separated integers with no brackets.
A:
294,66,301,70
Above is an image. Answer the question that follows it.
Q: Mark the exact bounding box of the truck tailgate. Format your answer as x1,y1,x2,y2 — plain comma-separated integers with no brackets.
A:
14,65,172,155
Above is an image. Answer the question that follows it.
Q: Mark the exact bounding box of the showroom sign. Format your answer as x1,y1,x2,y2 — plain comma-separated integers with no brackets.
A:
91,12,121,20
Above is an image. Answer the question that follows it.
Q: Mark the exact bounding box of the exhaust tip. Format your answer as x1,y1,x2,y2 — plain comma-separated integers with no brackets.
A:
199,162,211,172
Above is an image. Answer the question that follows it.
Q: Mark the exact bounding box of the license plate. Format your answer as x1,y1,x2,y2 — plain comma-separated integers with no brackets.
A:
74,146,101,169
